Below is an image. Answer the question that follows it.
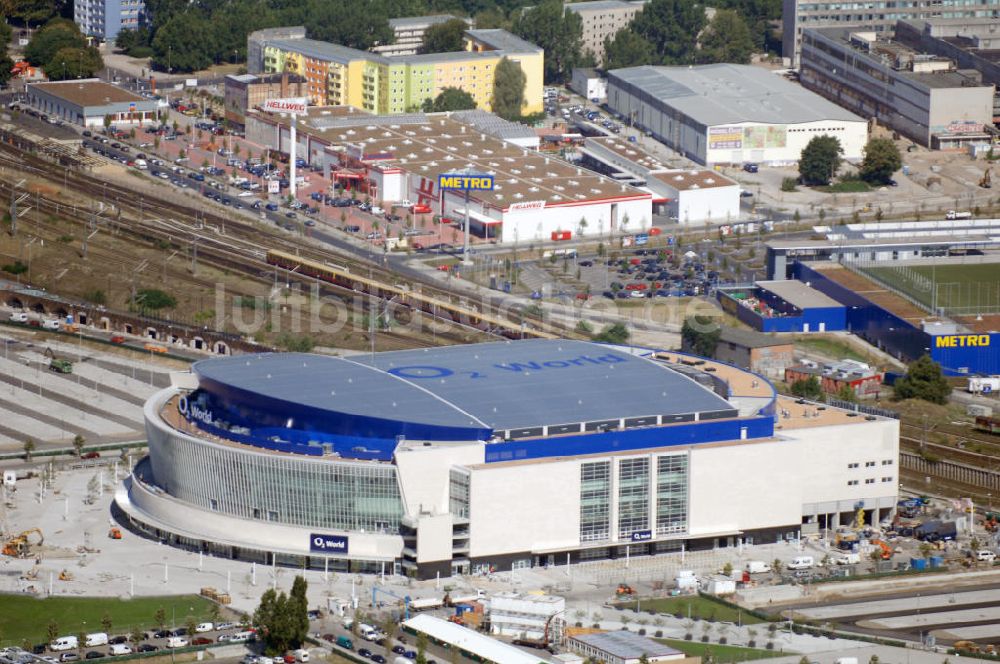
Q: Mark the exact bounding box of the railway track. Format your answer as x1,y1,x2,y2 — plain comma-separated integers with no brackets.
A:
0,140,566,341
0,151,493,349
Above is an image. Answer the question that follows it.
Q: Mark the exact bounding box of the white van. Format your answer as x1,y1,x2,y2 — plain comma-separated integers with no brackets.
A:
195,622,214,633
227,631,255,644
787,556,814,570
51,637,78,652
835,552,860,565
166,637,189,649
109,645,132,656
85,634,109,647
134,159,148,170
9,312,28,323
745,560,771,574
42,319,62,330
293,649,309,662
977,550,997,562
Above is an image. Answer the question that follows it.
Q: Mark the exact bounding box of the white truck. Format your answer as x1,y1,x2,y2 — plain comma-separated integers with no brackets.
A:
447,589,486,604
946,210,972,220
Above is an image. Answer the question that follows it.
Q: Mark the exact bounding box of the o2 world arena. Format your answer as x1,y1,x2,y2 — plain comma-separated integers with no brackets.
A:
115,339,899,578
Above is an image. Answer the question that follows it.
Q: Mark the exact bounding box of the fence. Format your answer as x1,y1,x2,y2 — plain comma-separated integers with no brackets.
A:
826,399,900,420
901,450,1000,492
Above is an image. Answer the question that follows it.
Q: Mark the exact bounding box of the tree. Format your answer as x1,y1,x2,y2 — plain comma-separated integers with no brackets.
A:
154,608,167,631
859,137,902,185
130,625,144,646
47,620,59,645
835,383,857,402
184,615,198,640
632,0,707,64
151,12,218,72
419,18,468,54
697,10,755,64
23,438,35,461
288,575,309,648
593,322,629,344
422,87,477,113
799,135,842,186
603,28,656,70
893,354,950,404
415,632,429,664
24,19,87,67
45,45,103,80
73,434,85,457
681,317,720,357
0,23,14,86
101,612,113,635
492,57,526,121
789,376,822,400
513,0,584,83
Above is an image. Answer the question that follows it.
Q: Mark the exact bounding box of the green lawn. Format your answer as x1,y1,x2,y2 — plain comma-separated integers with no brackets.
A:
617,597,766,624
0,594,221,646
658,638,785,661
818,179,872,193
792,335,871,363
864,262,1000,314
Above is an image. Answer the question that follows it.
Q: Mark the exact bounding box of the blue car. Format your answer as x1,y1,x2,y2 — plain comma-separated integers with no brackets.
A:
265,203,279,211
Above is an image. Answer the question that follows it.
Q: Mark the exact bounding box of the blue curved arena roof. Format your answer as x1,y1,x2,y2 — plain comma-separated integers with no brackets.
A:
193,339,735,436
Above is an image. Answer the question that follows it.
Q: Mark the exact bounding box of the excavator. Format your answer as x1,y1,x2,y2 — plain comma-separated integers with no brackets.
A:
872,539,894,560
2,528,44,558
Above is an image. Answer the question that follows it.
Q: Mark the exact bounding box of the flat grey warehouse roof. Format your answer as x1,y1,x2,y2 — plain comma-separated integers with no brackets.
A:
193,339,734,433
608,64,865,126
757,280,841,309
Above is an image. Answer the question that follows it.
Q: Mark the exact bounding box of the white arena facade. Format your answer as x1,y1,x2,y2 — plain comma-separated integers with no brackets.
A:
115,339,899,579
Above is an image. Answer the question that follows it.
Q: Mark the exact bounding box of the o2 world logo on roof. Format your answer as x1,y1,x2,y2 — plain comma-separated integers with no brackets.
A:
387,352,628,380
438,173,494,191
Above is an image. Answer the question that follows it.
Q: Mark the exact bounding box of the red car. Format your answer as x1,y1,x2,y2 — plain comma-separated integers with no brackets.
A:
412,204,431,214
191,638,212,646
110,336,126,344
436,264,451,272
82,451,100,459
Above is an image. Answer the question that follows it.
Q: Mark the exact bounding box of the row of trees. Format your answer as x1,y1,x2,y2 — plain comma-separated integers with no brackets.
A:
0,23,14,86
22,18,104,80
798,135,902,186
604,0,766,70
253,576,309,655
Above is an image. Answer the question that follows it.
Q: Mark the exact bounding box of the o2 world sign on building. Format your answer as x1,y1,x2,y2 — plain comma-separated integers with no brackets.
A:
262,97,308,114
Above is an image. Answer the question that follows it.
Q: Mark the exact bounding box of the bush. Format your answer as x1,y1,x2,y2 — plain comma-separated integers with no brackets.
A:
684,633,692,641
719,637,727,644
574,622,582,628
700,635,709,643
766,641,774,650
748,640,756,648
2,260,28,275
655,630,663,638
781,177,798,192
128,46,153,58
638,629,646,636
132,288,176,310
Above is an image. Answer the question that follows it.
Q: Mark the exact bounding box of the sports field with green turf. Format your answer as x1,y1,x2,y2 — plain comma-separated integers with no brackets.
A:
862,262,1000,315
0,594,220,647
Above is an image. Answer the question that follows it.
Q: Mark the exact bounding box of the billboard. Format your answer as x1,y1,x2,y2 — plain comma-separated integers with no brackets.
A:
743,125,787,149
262,97,308,114
438,173,494,191
309,533,348,553
630,530,653,542
708,126,742,150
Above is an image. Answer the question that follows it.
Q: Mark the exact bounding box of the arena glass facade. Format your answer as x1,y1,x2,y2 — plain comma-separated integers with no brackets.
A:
114,340,899,579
